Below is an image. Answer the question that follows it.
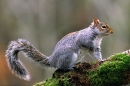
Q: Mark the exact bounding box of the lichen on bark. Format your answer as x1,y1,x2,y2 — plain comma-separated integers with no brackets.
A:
34,50,130,86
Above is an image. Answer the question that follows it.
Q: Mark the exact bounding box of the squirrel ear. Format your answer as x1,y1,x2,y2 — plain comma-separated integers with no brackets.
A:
93,18,100,27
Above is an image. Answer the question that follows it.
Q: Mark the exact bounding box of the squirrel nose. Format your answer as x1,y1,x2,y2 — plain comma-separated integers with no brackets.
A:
109,30,113,34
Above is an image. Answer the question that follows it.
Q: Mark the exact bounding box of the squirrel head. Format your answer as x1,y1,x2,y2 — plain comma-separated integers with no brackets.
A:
91,18,113,36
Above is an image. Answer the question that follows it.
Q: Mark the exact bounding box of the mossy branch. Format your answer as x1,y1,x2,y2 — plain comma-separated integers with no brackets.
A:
34,50,130,86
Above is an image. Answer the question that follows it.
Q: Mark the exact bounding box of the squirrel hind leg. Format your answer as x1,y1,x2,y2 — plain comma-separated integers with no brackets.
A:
55,52,78,71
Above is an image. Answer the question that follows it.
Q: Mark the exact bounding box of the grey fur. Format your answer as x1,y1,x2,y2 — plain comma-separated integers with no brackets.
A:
5,19,113,80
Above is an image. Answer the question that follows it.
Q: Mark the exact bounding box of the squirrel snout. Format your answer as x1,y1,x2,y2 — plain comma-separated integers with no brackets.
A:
107,29,113,34
109,30,113,34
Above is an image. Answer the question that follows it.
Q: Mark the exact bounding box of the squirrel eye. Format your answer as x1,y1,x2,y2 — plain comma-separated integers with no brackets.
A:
101,25,106,28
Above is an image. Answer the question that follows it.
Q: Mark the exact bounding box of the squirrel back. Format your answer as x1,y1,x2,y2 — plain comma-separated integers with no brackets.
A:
5,19,113,80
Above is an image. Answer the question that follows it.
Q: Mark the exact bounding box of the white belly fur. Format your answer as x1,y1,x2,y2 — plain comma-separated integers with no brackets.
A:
72,48,88,65
93,36,102,48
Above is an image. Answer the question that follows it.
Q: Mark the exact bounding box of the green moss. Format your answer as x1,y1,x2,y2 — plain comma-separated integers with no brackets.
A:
34,67,75,86
34,53,130,86
33,81,45,86
34,75,73,86
89,53,130,86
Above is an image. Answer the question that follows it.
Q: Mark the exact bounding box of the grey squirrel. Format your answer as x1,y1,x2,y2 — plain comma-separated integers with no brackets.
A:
5,19,113,80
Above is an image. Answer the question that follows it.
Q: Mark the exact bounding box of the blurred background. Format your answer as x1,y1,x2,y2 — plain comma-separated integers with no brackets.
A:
0,0,130,86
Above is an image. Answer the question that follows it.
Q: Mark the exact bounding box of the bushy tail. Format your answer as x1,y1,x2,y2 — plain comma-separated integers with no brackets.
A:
5,39,49,80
